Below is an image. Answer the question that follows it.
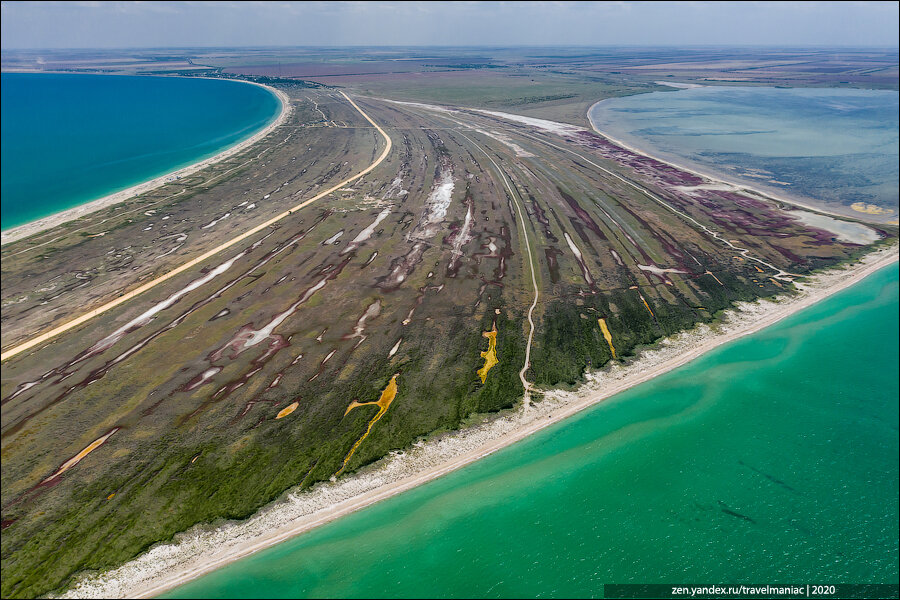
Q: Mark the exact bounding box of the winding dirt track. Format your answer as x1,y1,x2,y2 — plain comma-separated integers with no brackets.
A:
455,130,540,404
1,92,392,362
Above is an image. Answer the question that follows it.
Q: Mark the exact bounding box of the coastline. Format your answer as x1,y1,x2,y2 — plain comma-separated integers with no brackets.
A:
585,97,897,225
0,78,291,247
59,245,899,600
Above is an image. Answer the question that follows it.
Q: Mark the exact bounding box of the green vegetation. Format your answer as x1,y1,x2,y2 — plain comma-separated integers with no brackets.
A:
530,270,779,388
1,47,895,598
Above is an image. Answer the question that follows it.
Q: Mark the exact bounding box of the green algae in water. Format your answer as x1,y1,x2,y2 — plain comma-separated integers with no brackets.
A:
167,264,899,598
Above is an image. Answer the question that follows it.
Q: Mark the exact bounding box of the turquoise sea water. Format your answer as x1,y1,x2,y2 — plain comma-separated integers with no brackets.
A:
588,86,899,213
0,73,280,231
167,263,899,598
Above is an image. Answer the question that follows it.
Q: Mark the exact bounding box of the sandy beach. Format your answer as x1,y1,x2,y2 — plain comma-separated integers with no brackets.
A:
58,244,898,599
1,79,291,247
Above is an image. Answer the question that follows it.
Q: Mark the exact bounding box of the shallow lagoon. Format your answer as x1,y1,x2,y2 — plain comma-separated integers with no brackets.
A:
589,86,899,219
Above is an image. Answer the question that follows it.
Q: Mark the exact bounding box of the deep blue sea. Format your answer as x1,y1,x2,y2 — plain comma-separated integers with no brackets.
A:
0,73,280,230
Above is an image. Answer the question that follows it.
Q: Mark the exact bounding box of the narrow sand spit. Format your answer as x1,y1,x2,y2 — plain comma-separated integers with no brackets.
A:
59,245,897,600
654,80,706,89
1,80,291,246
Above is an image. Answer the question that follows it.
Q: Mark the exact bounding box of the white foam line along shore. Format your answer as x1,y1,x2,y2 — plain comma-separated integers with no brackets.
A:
1,79,292,247
1,92,392,362
60,245,897,600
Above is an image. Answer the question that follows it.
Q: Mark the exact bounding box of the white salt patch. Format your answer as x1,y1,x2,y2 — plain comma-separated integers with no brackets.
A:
451,201,475,260
638,264,687,275
154,233,187,259
564,232,585,262
384,99,459,114
410,166,455,241
348,300,381,340
185,367,223,391
341,208,392,255
467,124,534,157
201,213,231,230
323,231,344,245
790,210,880,245
84,249,247,357
235,279,329,353
564,232,594,286
382,176,404,200
471,109,584,137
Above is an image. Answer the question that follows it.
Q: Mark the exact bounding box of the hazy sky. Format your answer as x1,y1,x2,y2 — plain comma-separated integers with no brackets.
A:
2,1,898,49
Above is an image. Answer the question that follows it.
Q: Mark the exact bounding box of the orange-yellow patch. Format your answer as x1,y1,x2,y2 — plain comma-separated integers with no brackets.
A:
598,318,617,359
476,325,499,384
335,374,399,477
276,401,299,419
705,270,724,286
42,428,119,484
638,293,655,318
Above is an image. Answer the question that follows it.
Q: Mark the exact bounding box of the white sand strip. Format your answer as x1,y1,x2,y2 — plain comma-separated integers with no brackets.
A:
59,245,897,599
1,79,291,246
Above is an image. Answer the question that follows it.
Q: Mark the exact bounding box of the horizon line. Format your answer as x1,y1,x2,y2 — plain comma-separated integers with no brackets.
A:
3,43,900,52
